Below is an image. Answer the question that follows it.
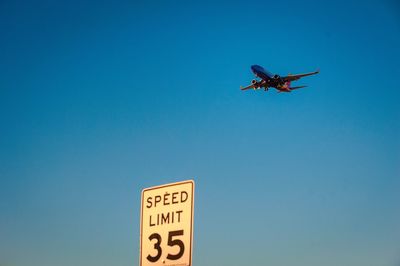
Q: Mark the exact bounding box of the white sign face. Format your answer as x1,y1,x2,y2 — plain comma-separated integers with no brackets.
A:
140,180,195,266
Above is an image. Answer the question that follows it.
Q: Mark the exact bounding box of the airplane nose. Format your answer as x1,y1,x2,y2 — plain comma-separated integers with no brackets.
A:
251,65,258,74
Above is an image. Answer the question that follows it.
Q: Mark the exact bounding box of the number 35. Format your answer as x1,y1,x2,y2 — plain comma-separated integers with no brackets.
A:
147,230,185,262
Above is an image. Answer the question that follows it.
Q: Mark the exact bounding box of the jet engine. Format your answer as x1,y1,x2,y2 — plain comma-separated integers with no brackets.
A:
251,79,260,89
273,74,280,80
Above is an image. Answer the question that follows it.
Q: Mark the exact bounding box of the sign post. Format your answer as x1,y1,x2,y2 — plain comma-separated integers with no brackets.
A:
140,180,195,266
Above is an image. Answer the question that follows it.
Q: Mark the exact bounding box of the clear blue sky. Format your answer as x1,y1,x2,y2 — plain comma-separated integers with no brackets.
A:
1,0,399,265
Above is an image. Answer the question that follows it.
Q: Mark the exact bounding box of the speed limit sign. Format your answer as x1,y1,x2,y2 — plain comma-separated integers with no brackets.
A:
140,180,195,266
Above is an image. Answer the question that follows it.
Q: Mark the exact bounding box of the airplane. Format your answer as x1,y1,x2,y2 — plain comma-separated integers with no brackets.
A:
240,65,319,93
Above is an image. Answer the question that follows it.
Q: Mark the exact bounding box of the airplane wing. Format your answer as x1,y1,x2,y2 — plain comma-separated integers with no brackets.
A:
240,84,256,90
282,70,319,82
240,80,266,90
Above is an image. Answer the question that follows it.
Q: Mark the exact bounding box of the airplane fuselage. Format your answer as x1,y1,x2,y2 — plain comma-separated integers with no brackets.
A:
251,65,273,81
251,65,287,91
240,64,318,93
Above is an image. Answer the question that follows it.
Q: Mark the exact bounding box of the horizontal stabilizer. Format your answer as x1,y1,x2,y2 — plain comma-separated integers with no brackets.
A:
290,85,307,90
